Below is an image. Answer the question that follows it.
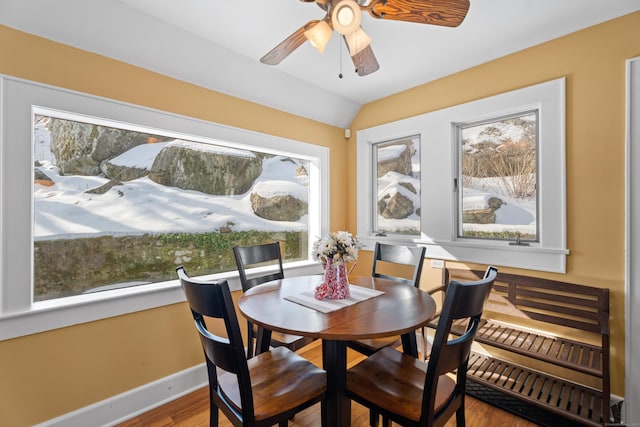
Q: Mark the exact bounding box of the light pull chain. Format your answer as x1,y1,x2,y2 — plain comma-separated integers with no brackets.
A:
339,36,344,79
354,30,358,74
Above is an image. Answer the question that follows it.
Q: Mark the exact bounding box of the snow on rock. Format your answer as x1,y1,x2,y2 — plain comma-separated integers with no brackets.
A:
463,192,495,211
253,180,308,202
110,141,170,169
166,139,256,158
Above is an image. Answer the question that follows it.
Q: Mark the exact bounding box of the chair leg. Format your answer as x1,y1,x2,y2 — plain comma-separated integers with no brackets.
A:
382,415,391,427
278,422,287,427
370,409,379,427
321,401,327,427
456,401,466,427
246,322,254,359
209,404,218,427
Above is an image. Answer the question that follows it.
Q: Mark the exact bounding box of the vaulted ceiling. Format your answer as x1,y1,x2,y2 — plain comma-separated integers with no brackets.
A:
1,0,639,128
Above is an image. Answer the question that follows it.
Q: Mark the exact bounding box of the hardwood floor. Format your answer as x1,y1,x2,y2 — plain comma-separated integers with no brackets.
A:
117,341,539,427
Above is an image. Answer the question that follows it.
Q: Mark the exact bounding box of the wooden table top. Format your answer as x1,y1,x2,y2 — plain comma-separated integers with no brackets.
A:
238,275,437,342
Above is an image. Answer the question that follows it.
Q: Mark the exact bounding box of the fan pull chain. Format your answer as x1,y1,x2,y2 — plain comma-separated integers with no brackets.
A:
339,37,344,79
354,31,359,74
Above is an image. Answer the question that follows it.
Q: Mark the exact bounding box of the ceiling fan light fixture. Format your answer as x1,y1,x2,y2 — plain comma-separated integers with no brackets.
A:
345,26,372,56
304,20,332,53
331,0,361,35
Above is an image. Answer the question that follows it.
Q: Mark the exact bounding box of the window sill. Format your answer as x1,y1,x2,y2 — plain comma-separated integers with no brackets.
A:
358,236,568,273
0,260,322,341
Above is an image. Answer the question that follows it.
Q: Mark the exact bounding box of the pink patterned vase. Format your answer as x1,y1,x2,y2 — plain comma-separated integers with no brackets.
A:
319,258,350,300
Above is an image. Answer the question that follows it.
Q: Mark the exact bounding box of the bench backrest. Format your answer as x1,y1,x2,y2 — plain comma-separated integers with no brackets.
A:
444,268,610,335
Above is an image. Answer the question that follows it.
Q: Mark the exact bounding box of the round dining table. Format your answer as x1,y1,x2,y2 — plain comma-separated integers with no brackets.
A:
238,274,437,427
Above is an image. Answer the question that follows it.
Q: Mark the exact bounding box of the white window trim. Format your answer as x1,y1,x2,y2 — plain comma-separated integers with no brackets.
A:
357,78,568,273
625,55,640,424
0,75,328,340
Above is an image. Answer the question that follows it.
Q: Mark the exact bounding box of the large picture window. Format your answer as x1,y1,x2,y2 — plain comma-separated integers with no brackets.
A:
34,112,312,302
0,76,328,339
356,78,567,272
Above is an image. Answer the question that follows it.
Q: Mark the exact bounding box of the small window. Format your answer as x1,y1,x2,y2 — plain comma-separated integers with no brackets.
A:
456,111,538,242
373,135,421,235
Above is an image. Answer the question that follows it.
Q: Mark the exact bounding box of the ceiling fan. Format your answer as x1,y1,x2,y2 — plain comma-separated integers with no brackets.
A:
260,0,471,76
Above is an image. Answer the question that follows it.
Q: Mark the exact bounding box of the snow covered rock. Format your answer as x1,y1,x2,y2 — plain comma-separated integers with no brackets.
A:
34,167,55,187
379,191,414,219
376,143,412,177
462,195,505,224
48,119,160,176
100,161,149,181
377,170,419,220
250,180,308,221
149,140,262,195
99,140,169,181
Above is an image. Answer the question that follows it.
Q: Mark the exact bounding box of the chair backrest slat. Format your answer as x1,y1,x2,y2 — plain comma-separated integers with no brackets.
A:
234,242,284,291
372,242,426,287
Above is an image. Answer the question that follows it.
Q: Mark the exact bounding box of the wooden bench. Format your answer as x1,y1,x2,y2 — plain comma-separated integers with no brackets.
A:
435,268,611,426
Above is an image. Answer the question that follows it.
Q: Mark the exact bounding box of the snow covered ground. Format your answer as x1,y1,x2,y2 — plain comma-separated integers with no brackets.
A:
34,121,535,241
34,125,309,240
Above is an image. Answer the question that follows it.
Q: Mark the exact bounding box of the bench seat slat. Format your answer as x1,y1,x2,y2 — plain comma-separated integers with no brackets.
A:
467,352,491,376
592,348,602,371
548,339,563,359
557,383,573,411
568,343,581,365
529,335,546,354
537,336,554,355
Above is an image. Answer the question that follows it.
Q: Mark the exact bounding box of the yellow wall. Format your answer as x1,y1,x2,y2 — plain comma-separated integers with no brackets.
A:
348,11,640,398
0,9,638,425
0,25,347,426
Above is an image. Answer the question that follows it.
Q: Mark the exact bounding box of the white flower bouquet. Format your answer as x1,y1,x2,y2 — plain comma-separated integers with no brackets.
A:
312,230,360,264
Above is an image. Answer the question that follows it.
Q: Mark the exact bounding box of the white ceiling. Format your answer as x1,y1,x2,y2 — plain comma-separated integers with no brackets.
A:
1,0,639,128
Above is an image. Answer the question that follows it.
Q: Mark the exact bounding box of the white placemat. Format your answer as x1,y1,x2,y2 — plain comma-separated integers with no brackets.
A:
285,285,384,313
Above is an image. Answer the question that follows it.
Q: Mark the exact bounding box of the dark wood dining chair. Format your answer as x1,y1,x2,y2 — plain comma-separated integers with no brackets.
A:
176,266,326,427
233,242,315,358
347,242,427,357
345,265,497,427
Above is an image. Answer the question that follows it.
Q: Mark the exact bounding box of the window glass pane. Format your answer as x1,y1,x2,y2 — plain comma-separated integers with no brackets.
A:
373,135,421,235
458,112,538,241
33,113,311,302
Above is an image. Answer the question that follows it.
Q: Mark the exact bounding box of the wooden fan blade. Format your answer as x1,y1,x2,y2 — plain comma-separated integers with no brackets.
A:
350,44,380,76
260,23,310,65
367,0,470,28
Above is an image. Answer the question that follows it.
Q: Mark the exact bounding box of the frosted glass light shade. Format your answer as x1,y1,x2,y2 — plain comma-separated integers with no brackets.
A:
304,20,332,53
345,26,372,56
331,0,361,35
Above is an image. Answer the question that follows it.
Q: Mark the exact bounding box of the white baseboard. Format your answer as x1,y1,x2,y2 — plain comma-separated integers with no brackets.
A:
34,363,207,427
